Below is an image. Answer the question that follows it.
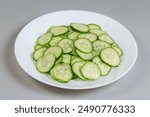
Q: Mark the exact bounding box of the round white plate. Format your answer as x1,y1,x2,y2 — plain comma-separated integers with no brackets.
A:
14,10,138,89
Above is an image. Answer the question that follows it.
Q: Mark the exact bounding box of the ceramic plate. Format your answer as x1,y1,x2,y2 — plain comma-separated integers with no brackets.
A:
14,10,138,89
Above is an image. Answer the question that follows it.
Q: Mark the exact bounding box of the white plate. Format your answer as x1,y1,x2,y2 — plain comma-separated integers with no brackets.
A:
14,10,138,89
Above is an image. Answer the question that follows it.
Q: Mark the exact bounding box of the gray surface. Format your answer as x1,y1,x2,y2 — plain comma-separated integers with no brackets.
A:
0,0,150,100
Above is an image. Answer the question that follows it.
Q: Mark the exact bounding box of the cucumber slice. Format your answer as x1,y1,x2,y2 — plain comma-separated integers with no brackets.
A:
93,40,111,54
88,24,101,30
49,37,63,46
76,49,93,60
70,23,89,33
75,38,92,53
68,31,79,40
50,68,54,78
59,39,74,53
37,33,52,45
50,26,69,36
112,45,123,56
90,29,105,36
62,54,71,64
72,61,87,80
100,48,120,66
36,53,55,73
78,33,97,42
81,62,101,80
34,44,42,50
71,57,83,65
33,47,47,60
98,34,114,44
92,56,111,76
52,64,72,83
44,46,62,58
47,25,55,32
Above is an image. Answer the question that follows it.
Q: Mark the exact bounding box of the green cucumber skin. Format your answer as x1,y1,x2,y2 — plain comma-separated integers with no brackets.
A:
70,23,89,33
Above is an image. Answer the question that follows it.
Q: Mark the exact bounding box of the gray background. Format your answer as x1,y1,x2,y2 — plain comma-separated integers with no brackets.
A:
0,0,150,100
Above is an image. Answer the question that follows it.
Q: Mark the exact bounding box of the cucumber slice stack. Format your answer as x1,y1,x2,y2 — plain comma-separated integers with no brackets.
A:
32,23,123,83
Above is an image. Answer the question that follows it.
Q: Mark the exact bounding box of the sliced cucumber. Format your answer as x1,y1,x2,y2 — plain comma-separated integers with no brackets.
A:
71,57,83,65
34,44,42,50
112,45,123,56
36,53,55,73
93,40,111,54
92,56,111,76
62,54,71,64
68,31,79,40
75,38,92,53
59,39,74,53
52,64,72,83
37,33,52,45
98,34,114,44
88,24,101,30
72,61,87,80
70,23,89,33
100,48,120,66
44,46,62,58
49,37,63,46
90,29,105,36
47,26,55,32
33,47,47,60
76,49,93,60
33,22,123,83
50,26,69,36
81,62,101,80
78,33,97,42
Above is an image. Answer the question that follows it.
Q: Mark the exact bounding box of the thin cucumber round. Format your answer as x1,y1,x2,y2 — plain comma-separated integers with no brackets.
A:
50,26,69,36
81,62,101,80
34,44,42,50
78,33,97,42
90,29,105,36
71,57,83,65
59,39,74,53
88,24,101,30
98,34,114,44
92,56,111,76
68,31,79,40
33,47,47,60
72,61,87,80
75,38,92,53
100,48,120,67
52,64,72,83
44,46,62,58
112,45,123,56
37,33,52,45
76,49,93,60
93,40,111,54
36,53,55,73
70,23,89,33
49,37,63,46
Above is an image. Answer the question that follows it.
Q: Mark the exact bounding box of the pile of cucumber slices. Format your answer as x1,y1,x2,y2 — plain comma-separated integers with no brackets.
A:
33,23,123,83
